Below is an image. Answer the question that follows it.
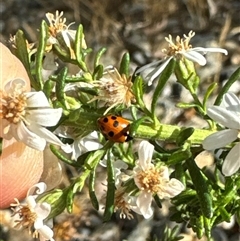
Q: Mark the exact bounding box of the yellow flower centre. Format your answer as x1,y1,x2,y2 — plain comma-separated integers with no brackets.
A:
163,31,195,58
0,88,27,124
46,11,71,38
137,167,162,194
12,205,37,230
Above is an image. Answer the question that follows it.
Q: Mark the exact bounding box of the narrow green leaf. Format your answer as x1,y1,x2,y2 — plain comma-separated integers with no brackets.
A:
66,188,74,213
203,82,217,111
119,52,130,77
132,76,145,109
50,144,81,167
89,168,99,210
75,24,87,71
94,47,107,68
214,67,240,105
176,127,195,145
77,149,105,170
176,102,198,109
55,67,68,108
129,116,152,137
35,20,48,90
151,58,176,114
43,79,55,99
15,30,37,89
167,144,192,165
186,158,213,219
92,64,104,80
103,157,115,222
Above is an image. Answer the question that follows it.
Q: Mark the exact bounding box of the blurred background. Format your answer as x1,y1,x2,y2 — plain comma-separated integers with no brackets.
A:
0,0,240,241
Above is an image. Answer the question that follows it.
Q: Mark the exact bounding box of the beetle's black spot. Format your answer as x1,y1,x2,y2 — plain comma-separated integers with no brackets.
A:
103,117,109,123
111,116,117,120
113,120,119,127
108,131,115,137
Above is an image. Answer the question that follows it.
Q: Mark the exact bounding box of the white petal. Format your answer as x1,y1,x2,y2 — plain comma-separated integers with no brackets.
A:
136,191,153,219
26,108,62,126
202,129,238,150
207,106,240,129
138,141,154,171
28,124,64,146
146,57,172,85
26,195,37,210
27,182,47,197
38,225,54,240
34,203,51,219
34,218,44,229
15,121,47,151
159,179,185,198
191,47,228,55
135,60,164,75
3,78,26,92
222,143,240,176
182,51,206,65
26,91,50,108
221,92,240,113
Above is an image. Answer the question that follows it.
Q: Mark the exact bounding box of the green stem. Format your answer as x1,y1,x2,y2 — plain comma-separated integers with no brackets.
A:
64,117,215,145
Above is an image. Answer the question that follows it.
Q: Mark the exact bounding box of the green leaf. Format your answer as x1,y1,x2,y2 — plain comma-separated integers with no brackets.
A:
34,20,48,90
167,144,192,165
55,67,68,108
151,58,176,114
75,24,87,71
176,127,195,145
15,30,37,89
66,188,74,213
103,156,115,221
119,52,130,77
94,47,107,69
50,144,81,167
92,64,104,80
203,82,217,112
176,102,198,109
43,79,55,99
186,158,213,219
132,76,145,109
214,67,240,105
89,168,99,210
77,149,106,170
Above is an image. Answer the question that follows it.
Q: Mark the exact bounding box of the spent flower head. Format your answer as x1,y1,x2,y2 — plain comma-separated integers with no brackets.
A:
114,187,134,220
89,66,136,114
11,182,55,241
202,92,240,176
0,79,64,151
136,31,228,85
132,141,185,219
45,11,86,59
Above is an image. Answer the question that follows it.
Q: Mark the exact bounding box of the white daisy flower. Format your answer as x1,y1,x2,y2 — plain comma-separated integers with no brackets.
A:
11,182,55,241
202,92,240,176
132,141,185,219
0,79,64,151
135,31,228,85
89,66,136,115
61,131,102,160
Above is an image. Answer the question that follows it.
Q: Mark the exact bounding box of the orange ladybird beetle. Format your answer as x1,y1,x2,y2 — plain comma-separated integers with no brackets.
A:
97,115,132,143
